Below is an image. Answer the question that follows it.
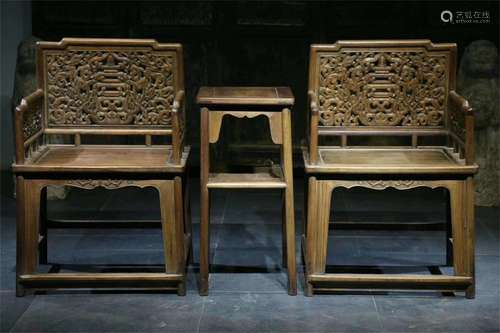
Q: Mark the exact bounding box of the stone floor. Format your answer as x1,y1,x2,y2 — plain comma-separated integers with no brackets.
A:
1,179,499,332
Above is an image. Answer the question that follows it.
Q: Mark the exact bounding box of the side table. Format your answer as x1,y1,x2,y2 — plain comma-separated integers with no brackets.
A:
196,87,297,295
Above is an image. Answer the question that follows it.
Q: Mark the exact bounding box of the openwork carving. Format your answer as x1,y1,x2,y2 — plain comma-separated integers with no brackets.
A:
66,179,136,189
23,97,43,140
44,48,176,127
352,180,426,190
317,50,449,127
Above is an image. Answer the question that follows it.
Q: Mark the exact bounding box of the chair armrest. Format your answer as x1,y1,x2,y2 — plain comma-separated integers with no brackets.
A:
308,90,319,114
307,90,319,164
449,90,473,116
172,90,185,112
448,90,474,164
171,90,185,164
14,89,44,164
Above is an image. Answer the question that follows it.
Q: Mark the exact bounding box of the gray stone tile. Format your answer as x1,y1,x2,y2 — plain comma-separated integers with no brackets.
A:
375,294,500,332
475,255,500,296
355,230,446,255
0,215,16,259
215,224,285,249
212,248,283,272
324,234,361,265
199,293,382,332
477,207,500,238
98,187,161,220
52,249,166,266
222,189,285,224
210,272,293,294
1,256,16,291
48,229,164,253
477,219,500,256
1,196,16,216
337,253,446,268
215,226,359,267
0,291,35,332
340,187,447,215
47,187,111,220
190,189,227,223
11,294,204,332
190,222,219,266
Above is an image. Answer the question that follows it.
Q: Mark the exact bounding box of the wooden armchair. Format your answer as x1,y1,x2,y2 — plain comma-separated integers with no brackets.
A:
13,38,191,296
302,40,478,297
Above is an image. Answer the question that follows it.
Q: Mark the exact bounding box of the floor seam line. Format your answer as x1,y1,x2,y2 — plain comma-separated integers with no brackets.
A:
196,296,206,333
371,294,384,332
8,295,37,333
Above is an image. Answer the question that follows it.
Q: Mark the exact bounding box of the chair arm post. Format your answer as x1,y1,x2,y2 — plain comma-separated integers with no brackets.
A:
448,90,474,165
171,90,185,164
14,104,26,164
465,111,475,165
308,90,319,164
13,89,44,164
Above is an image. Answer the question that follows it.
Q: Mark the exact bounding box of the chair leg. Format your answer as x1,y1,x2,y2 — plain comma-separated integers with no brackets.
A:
305,179,332,296
184,176,194,265
174,177,187,296
301,176,309,283
280,108,297,296
449,179,475,299
157,179,185,296
16,178,42,297
465,177,475,299
281,191,287,269
284,185,297,295
199,187,210,296
302,176,309,239
445,188,453,267
304,177,316,297
39,187,48,265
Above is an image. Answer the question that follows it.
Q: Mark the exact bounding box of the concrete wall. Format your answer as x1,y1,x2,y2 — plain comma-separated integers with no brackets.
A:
0,0,32,196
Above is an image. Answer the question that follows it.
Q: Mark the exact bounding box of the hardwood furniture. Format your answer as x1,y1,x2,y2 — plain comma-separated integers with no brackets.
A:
197,87,297,295
303,40,478,297
13,38,191,296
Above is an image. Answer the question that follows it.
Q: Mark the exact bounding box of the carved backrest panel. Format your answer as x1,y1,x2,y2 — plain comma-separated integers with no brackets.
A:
310,41,456,128
38,39,183,129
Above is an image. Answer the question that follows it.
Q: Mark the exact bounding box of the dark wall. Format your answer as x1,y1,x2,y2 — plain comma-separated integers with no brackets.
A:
32,0,499,167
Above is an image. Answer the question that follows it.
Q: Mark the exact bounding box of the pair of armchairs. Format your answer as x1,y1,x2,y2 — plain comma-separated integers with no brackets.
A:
13,38,476,298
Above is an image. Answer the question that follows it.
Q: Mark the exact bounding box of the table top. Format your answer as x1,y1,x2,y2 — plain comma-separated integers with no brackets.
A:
196,86,294,106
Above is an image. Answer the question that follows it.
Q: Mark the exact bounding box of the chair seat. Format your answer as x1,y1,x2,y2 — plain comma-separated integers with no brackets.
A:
13,145,189,173
304,147,478,174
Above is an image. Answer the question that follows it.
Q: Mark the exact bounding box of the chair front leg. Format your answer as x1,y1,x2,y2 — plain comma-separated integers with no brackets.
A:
16,177,42,296
183,175,194,265
449,178,475,298
305,178,332,296
284,185,297,295
39,187,48,265
158,179,185,295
